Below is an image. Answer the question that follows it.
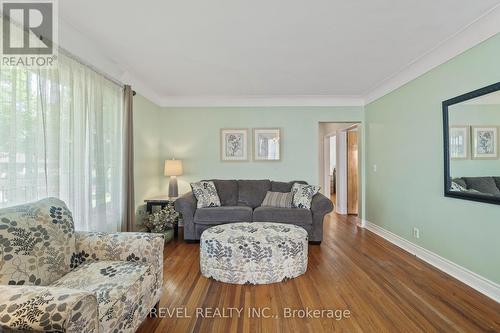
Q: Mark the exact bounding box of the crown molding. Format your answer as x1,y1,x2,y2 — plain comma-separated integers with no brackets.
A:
158,95,364,107
364,4,500,105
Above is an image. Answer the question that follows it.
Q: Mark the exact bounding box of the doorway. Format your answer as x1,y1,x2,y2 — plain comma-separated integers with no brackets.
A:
318,122,361,216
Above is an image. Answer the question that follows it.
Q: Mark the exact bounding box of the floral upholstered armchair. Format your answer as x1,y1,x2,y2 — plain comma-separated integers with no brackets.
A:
0,198,164,332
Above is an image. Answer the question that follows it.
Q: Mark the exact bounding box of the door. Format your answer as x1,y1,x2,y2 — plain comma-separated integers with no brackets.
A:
347,129,359,215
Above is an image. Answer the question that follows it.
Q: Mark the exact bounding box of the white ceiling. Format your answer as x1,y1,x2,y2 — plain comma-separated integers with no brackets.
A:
59,0,500,106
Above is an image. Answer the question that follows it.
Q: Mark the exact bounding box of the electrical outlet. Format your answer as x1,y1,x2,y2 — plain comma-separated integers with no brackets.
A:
412,227,420,239
373,164,377,172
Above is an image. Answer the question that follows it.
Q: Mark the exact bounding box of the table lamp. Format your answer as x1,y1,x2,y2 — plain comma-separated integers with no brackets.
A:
164,159,183,198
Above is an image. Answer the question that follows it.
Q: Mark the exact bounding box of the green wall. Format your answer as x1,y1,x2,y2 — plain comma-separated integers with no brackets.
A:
365,33,500,283
133,94,162,226
449,104,500,177
158,107,363,196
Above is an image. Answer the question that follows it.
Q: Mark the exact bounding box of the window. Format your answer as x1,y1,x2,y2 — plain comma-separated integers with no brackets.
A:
0,51,124,232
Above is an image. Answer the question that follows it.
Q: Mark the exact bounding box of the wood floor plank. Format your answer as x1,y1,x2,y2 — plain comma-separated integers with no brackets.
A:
137,214,500,333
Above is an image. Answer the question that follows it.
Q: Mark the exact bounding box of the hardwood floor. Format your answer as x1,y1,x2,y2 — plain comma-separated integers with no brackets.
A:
137,214,500,333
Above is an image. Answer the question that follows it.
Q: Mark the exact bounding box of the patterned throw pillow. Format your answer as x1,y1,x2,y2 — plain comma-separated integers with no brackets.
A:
261,191,293,208
191,181,222,208
450,181,467,192
291,183,320,209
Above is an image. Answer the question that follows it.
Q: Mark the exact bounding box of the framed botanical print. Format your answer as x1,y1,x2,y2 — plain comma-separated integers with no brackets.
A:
220,129,248,161
449,126,469,160
471,126,498,159
253,128,281,161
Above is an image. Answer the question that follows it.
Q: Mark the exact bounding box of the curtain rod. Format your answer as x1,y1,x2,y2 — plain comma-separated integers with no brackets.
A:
58,48,137,95
58,48,136,95
58,47,124,87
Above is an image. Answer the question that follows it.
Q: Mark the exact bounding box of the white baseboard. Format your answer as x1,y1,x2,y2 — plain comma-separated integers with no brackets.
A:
361,220,500,303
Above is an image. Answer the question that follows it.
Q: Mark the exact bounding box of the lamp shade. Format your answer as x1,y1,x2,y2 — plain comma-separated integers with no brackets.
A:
164,159,183,176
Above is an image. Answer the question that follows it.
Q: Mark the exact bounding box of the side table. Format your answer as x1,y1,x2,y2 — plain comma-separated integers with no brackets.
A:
144,196,180,238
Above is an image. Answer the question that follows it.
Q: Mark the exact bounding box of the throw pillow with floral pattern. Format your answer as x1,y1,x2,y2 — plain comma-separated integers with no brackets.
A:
291,183,320,209
191,181,222,208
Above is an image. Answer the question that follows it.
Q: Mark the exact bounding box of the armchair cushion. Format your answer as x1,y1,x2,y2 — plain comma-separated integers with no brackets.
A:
73,231,164,271
51,260,156,332
0,285,98,332
72,231,164,331
0,198,76,286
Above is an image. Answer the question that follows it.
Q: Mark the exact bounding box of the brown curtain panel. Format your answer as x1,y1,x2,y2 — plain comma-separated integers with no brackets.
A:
122,85,135,231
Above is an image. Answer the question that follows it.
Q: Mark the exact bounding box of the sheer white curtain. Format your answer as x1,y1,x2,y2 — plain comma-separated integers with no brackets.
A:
0,23,124,232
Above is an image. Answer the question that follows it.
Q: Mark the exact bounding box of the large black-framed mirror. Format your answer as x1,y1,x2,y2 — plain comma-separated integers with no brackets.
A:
443,82,500,205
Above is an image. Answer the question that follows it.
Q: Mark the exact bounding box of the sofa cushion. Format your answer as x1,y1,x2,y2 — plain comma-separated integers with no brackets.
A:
194,206,253,225
51,260,155,332
0,198,75,286
271,180,307,193
204,179,238,206
237,180,271,208
463,177,500,195
253,207,312,225
191,181,222,208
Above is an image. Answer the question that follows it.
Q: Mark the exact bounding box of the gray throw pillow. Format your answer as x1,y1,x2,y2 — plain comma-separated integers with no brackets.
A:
291,183,320,209
261,191,293,208
191,181,222,208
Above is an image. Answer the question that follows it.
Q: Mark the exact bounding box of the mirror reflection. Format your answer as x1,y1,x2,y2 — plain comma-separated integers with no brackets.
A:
448,90,500,199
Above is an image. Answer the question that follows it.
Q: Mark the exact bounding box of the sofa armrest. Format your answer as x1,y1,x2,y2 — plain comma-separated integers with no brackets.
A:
311,193,334,216
0,285,98,333
309,193,334,242
74,231,164,271
175,192,197,240
175,192,196,218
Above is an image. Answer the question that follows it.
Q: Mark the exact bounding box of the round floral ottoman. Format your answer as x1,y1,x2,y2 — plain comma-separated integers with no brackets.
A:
200,222,308,284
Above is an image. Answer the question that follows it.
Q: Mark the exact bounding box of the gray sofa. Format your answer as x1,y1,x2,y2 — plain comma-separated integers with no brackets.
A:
453,176,500,196
175,179,334,244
